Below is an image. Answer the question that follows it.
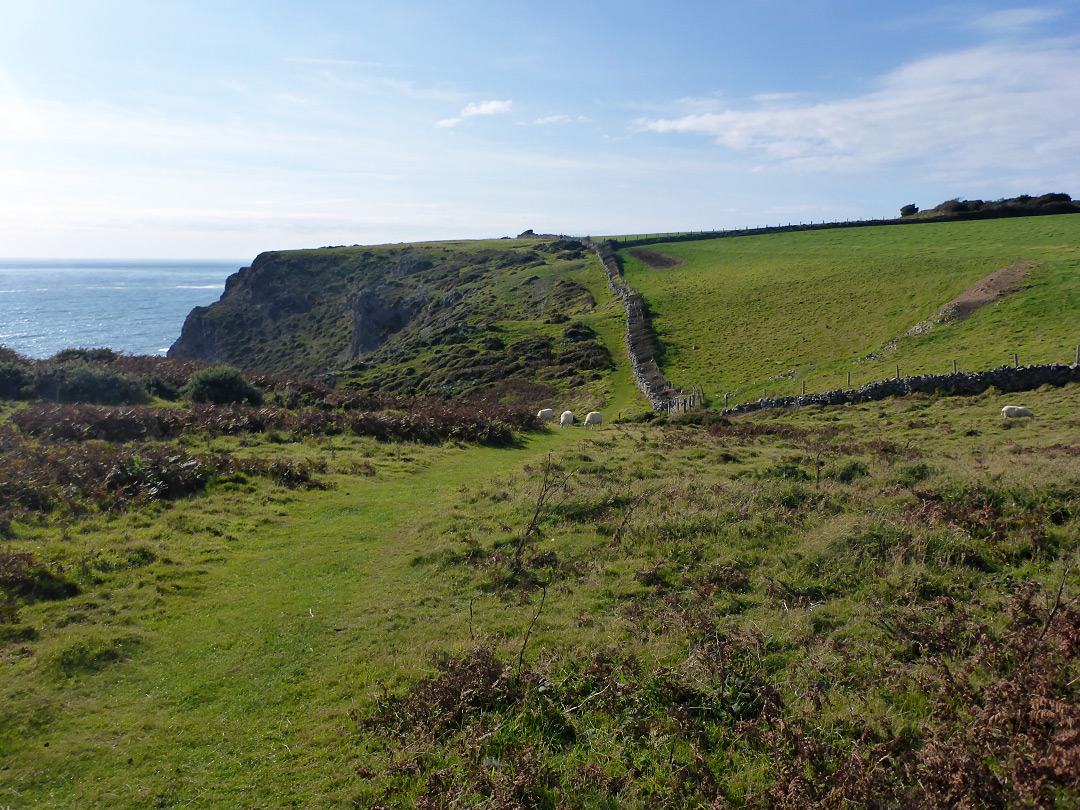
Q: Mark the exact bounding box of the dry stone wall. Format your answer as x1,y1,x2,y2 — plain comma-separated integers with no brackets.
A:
722,363,1080,416
587,240,701,413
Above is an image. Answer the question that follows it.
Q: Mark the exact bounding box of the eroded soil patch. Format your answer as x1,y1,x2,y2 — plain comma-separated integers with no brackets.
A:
909,261,1036,336
628,248,684,270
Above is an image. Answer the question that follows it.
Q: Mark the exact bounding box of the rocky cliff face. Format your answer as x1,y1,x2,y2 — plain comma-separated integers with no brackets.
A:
170,247,381,376
168,239,611,403
348,283,428,357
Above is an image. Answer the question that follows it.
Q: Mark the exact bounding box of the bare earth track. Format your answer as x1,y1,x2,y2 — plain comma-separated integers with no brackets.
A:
907,261,1036,338
940,261,1036,322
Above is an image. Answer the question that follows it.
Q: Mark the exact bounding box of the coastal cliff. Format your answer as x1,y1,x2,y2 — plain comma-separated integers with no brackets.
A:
169,239,613,403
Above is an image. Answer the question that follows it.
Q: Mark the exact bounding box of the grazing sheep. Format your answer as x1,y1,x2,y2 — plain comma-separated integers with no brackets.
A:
537,408,555,422
1001,405,1035,420
584,411,603,429
559,410,574,428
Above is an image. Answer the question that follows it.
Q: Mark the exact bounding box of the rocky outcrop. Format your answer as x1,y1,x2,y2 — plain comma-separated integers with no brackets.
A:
349,285,427,358
168,248,432,376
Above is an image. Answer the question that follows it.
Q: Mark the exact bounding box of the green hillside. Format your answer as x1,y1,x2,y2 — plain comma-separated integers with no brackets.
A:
6,214,1080,807
619,215,1080,406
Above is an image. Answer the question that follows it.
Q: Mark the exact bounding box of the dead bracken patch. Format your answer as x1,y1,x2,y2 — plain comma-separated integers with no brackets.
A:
628,248,685,270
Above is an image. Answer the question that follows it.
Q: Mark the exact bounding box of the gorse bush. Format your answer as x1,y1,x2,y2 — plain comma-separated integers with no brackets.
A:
0,362,34,399
32,361,149,405
181,365,264,405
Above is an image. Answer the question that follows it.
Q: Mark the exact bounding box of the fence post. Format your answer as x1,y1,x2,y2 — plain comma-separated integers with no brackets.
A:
896,365,900,380
802,380,806,395
953,359,957,374
1014,353,1019,368
847,371,851,388
1076,344,1079,365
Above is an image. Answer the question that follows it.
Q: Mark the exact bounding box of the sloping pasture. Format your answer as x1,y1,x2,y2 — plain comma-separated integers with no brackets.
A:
620,215,1080,406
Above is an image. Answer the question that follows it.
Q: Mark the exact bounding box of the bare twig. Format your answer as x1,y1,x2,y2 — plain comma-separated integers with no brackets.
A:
514,454,572,570
1024,564,1072,664
567,685,610,714
610,485,650,547
517,583,547,674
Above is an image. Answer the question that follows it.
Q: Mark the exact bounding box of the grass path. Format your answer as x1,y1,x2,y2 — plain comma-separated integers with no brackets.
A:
4,429,580,809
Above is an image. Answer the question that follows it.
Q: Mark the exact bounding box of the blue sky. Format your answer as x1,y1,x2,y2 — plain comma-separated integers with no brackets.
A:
1,0,1078,258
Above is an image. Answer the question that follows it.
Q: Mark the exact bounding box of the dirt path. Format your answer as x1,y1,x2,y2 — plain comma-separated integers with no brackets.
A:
938,261,1036,322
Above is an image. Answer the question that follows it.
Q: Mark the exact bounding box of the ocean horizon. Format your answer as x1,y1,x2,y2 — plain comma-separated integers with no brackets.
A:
0,258,241,360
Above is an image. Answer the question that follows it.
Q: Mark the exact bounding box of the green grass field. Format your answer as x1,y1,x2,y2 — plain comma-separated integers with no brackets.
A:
619,216,1080,405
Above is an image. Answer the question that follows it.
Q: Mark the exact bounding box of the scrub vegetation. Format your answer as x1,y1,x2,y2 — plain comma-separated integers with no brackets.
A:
2,372,1079,808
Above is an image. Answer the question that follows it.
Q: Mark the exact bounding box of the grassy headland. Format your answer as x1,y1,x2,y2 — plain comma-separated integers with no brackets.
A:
168,238,639,416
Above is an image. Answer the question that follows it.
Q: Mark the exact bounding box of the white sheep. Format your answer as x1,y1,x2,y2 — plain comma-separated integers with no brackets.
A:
584,411,603,429
559,410,574,428
1001,405,1035,420
537,408,555,422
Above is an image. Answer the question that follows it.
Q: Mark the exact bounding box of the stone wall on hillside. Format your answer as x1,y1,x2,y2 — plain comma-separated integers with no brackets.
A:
721,363,1080,416
587,240,701,413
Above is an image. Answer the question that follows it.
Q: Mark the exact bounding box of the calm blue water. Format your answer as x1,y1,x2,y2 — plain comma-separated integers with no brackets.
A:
0,259,241,359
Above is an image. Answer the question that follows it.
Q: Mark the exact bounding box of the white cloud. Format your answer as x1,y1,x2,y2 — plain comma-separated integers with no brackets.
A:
637,42,1080,180
461,99,513,117
533,114,571,125
435,99,513,128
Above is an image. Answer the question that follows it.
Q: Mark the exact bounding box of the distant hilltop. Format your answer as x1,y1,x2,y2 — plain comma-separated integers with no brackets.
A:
900,192,1080,220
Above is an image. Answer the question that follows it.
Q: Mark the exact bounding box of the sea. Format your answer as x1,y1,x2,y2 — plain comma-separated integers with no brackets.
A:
0,258,242,359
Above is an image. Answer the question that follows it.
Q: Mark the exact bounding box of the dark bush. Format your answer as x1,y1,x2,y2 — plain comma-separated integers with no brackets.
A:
0,362,35,399
143,373,180,400
0,550,79,602
34,361,149,405
51,347,119,364
828,459,870,482
182,365,263,405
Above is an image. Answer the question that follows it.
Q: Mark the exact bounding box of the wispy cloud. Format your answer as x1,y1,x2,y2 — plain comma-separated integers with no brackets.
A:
286,57,383,68
530,114,589,125
969,5,1066,34
437,98,513,128
377,77,464,103
637,41,1080,180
